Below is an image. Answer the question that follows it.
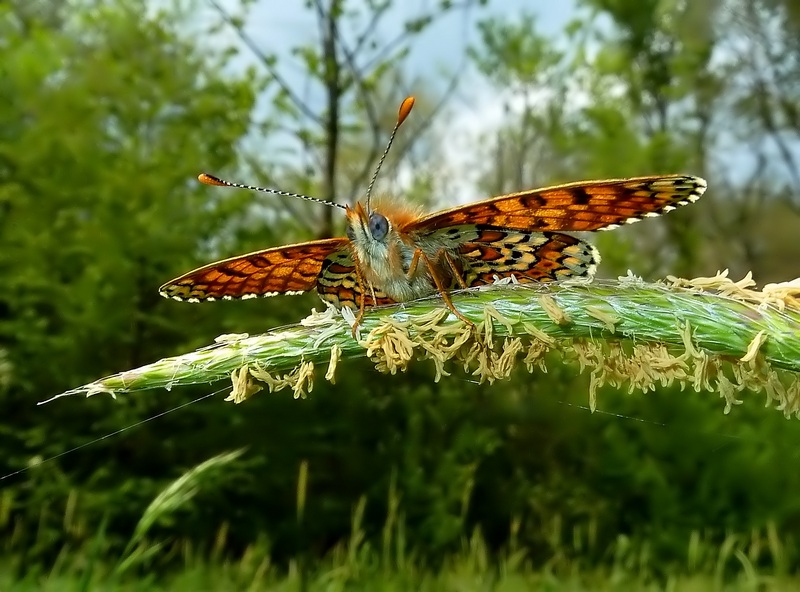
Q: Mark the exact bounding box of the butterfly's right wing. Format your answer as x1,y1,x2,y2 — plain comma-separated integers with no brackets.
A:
456,228,600,285
159,238,349,301
407,175,707,233
317,250,396,309
418,225,600,286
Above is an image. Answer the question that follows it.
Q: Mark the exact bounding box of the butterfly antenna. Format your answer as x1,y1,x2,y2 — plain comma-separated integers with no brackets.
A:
198,173,347,211
365,96,415,212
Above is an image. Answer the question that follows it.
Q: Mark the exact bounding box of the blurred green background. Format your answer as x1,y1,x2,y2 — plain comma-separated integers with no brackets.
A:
2,0,800,589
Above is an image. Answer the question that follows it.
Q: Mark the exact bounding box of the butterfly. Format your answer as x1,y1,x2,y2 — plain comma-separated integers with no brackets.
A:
159,97,707,330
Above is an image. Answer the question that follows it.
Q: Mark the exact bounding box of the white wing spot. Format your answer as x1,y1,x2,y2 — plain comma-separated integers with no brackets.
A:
595,175,706,232
584,245,601,278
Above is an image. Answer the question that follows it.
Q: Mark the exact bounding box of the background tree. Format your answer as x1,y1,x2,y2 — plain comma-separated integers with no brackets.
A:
0,0,266,558
469,0,800,283
206,0,487,238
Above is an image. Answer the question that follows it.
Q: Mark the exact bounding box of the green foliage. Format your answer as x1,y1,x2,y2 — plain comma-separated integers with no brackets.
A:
470,15,563,89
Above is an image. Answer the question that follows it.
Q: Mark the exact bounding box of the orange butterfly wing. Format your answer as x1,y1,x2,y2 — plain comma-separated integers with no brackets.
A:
406,175,707,233
159,238,349,301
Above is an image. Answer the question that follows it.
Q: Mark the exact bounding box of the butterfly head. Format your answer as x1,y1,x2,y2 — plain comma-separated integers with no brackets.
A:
346,202,392,248
346,97,416,257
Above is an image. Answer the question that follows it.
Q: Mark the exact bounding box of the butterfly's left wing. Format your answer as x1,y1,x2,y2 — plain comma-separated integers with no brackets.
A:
406,175,706,234
317,249,396,309
159,238,349,301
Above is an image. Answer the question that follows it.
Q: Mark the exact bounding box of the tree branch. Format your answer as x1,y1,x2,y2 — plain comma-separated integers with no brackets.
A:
205,0,322,126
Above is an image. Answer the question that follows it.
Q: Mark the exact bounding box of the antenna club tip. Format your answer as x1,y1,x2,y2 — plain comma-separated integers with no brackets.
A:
198,172,225,186
398,96,415,125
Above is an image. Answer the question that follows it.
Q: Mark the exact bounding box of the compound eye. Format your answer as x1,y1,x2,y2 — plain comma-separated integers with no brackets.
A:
368,212,389,241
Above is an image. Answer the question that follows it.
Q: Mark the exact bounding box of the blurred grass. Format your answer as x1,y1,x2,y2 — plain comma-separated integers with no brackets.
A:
2,529,798,591
1,451,798,591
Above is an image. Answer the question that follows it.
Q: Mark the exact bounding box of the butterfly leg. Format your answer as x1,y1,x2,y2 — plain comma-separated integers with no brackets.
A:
350,254,368,337
406,248,422,279
419,251,472,325
441,251,468,289
410,248,467,290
